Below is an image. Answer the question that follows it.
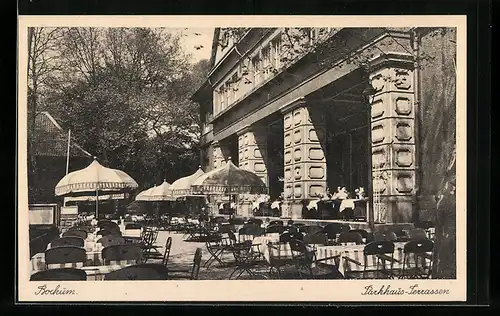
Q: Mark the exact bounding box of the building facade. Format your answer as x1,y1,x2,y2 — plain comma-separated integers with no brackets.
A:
192,27,456,224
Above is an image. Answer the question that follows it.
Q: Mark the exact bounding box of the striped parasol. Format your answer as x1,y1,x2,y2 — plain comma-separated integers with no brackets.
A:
192,159,267,195
55,157,138,218
170,166,205,198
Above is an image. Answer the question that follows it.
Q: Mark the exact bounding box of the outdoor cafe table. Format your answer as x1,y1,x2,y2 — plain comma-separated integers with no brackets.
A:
262,241,432,277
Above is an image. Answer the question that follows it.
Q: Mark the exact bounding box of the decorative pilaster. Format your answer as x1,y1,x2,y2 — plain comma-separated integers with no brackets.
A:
369,53,416,223
211,141,225,170
281,98,327,219
237,125,269,218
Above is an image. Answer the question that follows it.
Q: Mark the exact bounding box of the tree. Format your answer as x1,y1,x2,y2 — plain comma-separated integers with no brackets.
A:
39,27,205,189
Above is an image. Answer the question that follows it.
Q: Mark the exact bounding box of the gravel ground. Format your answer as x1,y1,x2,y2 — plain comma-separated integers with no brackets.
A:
149,231,292,280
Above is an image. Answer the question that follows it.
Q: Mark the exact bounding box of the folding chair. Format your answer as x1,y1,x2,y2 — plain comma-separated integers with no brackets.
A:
167,248,203,280
288,239,343,279
229,240,267,280
203,235,227,268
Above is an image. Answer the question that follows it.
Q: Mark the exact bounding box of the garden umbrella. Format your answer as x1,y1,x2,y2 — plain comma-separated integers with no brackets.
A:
192,159,267,216
134,180,176,201
170,166,205,198
192,159,267,195
55,157,138,218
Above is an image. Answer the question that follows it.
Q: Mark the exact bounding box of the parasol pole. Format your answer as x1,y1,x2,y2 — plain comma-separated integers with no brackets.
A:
95,187,99,219
63,129,71,207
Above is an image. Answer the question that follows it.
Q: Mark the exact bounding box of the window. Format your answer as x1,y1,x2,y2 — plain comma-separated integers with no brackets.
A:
225,81,232,105
218,88,225,111
231,73,238,102
252,55,262,86
271,37,282,70
262,46,272,80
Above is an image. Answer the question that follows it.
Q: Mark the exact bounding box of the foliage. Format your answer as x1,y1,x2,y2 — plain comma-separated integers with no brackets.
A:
27,27,209,192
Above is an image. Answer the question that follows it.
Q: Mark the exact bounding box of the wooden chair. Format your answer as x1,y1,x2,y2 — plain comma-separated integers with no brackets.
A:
228,240,267,280
162,237,173,266
349,229,369,241
101,244,143,265
399,240,434,279
30,268,87,281
269,220,284,226
97,229,122,237
343,241,399,279
303,232,328,249
288,239,343,279
104,263,169,280
265,224,286,235
50,237,85,248
97,235,125,248
62,229,88,240
407,228,428,241
337,232,364,245
373,231,398,242
167,248,203,280
322,223,350,243
301,225,324,236
44,246,87,268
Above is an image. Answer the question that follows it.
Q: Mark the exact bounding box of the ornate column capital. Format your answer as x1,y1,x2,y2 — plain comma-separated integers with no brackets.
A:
279,97,307,115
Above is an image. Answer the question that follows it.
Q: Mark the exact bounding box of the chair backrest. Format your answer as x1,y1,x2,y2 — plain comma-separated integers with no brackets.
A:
408,228,428,240
190,248,203,280
303,225,324,235
62,229,88,240
97,235,125,247
97,220,112,228
44,246,87,265
363,241,395,256
373,231,398,242
141,229,158,245
322,223,350,238
229,217,245,225
97,229,122,237
50,236,85,248
403,239,434,254
125,223,142,230
162,237,173,265
269,220,284,226
288,239,315,263
102,244,143,264
279,231,303,243
303,232,328,245
349,229,369,239
266,225,285,234
104,263,169,280
30,268,87,281
247,218,263,226
218,224,235,234
337,232,364,245
285,225,300,233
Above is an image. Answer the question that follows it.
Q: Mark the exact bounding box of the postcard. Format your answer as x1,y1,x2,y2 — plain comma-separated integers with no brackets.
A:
17,15,466,302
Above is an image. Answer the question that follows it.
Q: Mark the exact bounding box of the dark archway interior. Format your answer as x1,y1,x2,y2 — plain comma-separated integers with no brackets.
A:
266,119,284,200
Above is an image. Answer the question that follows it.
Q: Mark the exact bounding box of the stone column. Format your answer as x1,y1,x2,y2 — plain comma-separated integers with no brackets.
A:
237,125,268,218
281,99,327,219
211,140,225,170
369,53,416,223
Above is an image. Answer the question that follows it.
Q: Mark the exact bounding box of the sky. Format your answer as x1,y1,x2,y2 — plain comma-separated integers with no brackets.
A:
171,28,214,64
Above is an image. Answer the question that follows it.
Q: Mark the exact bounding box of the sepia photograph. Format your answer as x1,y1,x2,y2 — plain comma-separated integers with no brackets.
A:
17,15,466,302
